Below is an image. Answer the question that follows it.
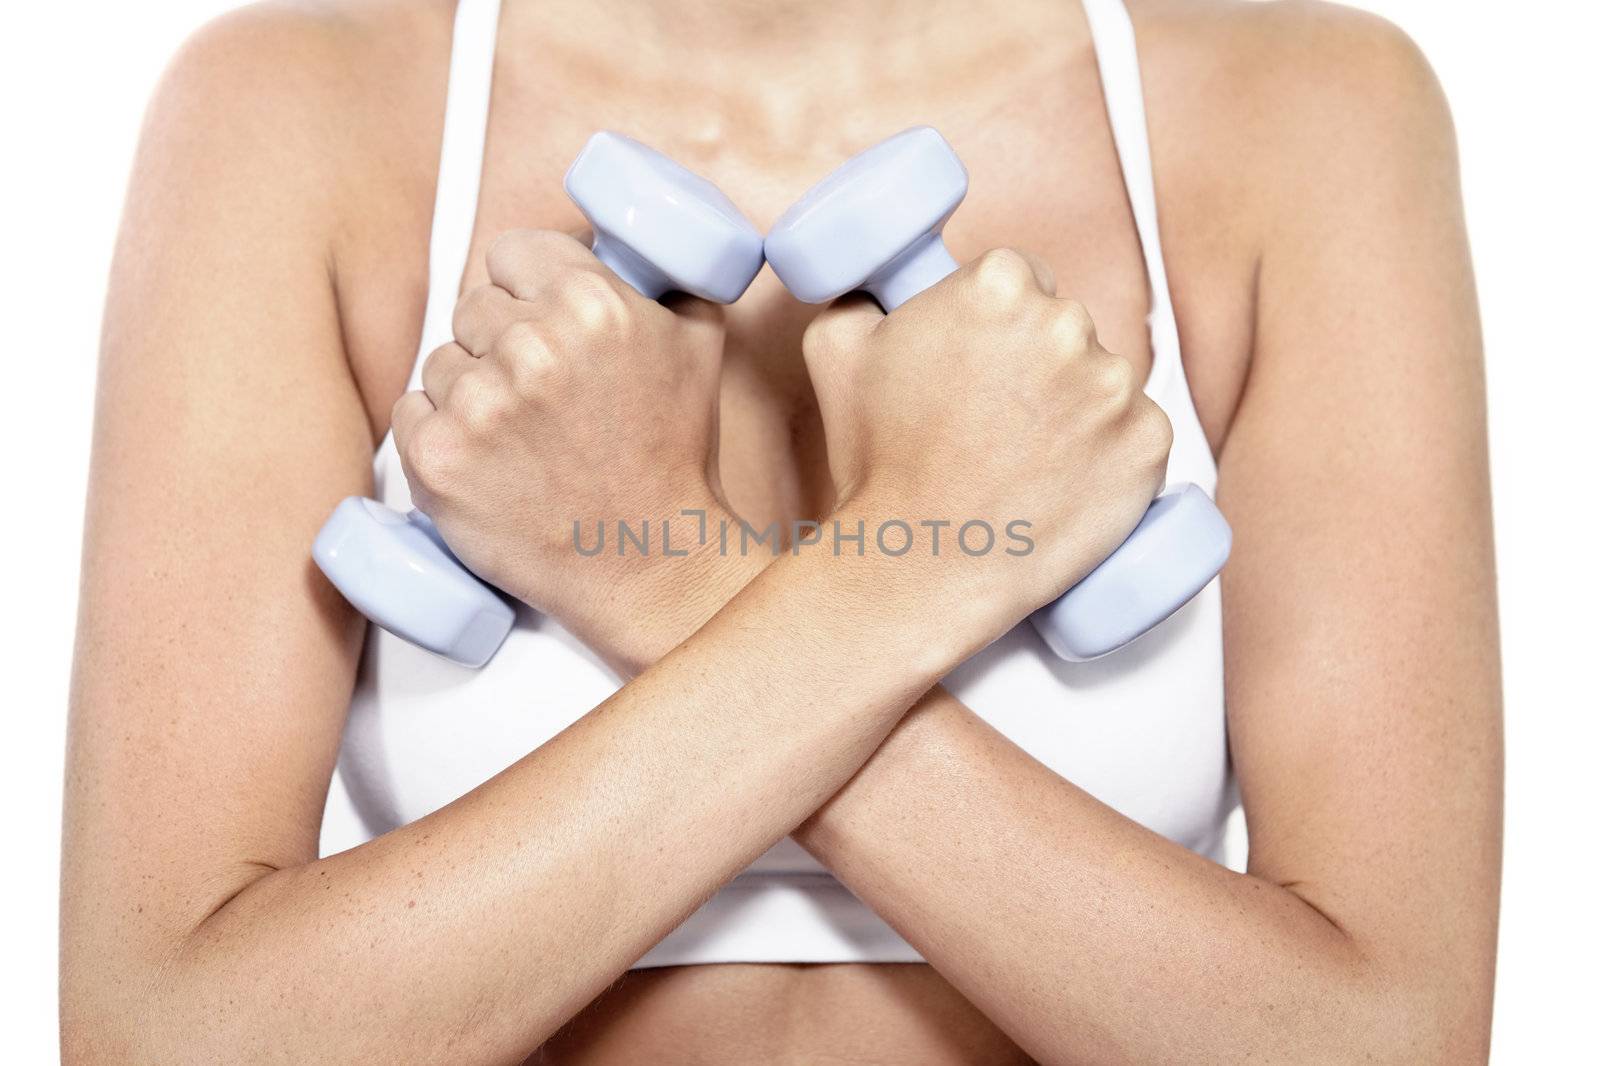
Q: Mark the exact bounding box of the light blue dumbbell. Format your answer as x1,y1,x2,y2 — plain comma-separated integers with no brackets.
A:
764,127,1232,660
314,132,765,667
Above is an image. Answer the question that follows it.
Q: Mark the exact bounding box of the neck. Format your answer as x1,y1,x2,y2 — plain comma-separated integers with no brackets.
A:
519,0,1081,83
500,0,1089,160
536,0,1008,57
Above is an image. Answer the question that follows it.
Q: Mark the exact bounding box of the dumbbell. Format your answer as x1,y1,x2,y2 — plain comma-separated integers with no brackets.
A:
313,132,765,667
763,126,1232,660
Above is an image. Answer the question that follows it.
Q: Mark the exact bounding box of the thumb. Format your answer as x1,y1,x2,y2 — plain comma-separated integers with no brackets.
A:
800,295,882,466
802,292,882,377
801,292,882,407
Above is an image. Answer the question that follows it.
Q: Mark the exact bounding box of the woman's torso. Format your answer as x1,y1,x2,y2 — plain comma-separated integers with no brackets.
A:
315,0,1263,1060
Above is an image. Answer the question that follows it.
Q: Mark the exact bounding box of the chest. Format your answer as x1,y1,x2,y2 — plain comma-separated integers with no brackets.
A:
340,41,1254,530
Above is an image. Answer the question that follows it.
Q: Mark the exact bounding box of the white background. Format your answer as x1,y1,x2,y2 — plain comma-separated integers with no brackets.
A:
2,2,1593,1061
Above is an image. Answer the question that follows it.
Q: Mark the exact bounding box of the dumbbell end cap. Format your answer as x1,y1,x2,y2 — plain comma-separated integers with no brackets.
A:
565,131,765,304
765,126,968,304
313,497,515,668
1030,484,1232,661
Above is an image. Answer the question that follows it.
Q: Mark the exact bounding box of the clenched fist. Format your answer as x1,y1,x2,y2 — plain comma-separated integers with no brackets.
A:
391,229,748,672
803,247,1173,630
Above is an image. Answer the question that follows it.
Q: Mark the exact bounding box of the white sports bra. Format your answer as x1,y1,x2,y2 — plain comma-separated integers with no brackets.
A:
320,0,1235,968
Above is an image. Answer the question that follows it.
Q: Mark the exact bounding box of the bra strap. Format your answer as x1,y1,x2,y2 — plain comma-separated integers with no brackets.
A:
409,0,503,391
1079,0,1182,394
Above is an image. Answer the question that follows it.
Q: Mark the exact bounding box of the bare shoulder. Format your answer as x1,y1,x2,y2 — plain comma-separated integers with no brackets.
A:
1130,0,1458,228
153,0,454,135
1132,0,1450,125
140,0,454,245
132,0,459,426
1118,1,1464,442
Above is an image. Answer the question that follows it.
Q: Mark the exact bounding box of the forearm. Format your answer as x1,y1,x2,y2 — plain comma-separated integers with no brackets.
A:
792,689,1424,1065
586,524,1400,1061
140,546,963,1064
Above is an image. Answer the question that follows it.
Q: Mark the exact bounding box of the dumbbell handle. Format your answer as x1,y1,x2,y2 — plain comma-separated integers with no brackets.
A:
861,231,1231,661
590,234,672,301
316,131,767,667
867,235,961,312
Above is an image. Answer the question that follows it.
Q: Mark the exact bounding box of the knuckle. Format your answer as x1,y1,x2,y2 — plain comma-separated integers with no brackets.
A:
1049,300,1096,350
1083,353,1137,407
421,342,458,378
485,229,577,290
493,318,545,360
969,248,1033,303
557,271,628,332
487,228,539,255
484,229,535,277
1148,404,1175,453
402,418,457,485
1131,399,1174,463
450,371,513,433
506,336,562,396
486,227,553,264
451,285,496,339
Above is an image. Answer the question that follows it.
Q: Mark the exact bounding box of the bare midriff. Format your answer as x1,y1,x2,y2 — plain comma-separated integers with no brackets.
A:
535,964,1037,1065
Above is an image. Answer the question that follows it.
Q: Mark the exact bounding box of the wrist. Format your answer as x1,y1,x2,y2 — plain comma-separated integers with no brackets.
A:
753,499,1016,686
573,500,769,677
794,684,967,850
824,490,1033,659
674,544,956,712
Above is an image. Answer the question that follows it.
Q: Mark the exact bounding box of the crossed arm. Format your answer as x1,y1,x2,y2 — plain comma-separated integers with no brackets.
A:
795,22,1502,1063
61,9,1499,1066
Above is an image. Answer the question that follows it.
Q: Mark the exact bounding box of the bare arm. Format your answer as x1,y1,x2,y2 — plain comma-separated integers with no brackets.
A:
60,14,1162,1060
57,16,934,1062
787,14,1501,1064
61,10,375,1056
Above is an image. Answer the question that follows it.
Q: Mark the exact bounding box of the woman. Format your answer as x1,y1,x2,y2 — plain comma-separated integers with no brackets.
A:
61,0,1501,1061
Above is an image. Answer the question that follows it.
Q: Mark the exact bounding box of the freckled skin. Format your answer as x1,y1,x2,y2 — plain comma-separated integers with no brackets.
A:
61,1,1500,1063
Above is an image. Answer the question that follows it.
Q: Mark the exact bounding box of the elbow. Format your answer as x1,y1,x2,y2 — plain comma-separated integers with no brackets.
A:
61,980,163,1066
61,860,296,1063
61,956,239,1066
64,996,242,1066
1337,967,1493,1065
